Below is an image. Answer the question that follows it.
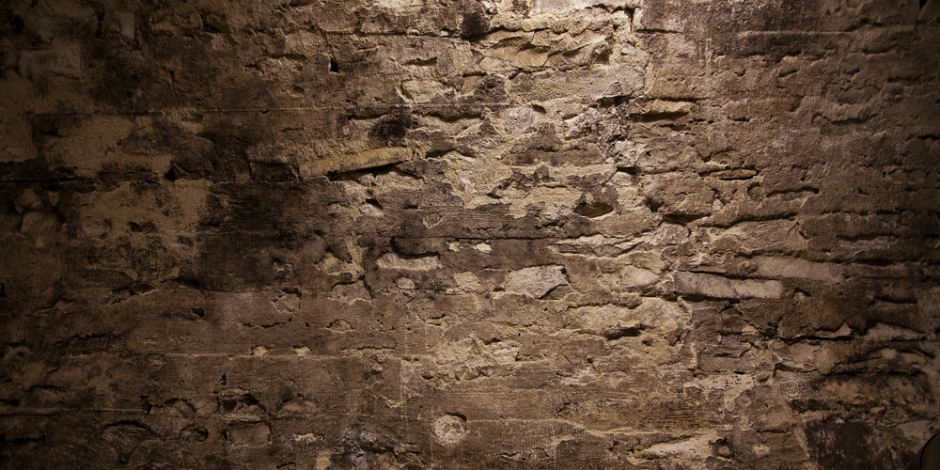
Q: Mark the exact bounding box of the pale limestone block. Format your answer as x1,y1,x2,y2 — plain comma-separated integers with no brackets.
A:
377,253,442,271
620,266,660,288
674,272,784,299
531,0,622,14
752,256,844,283
504,265,568,298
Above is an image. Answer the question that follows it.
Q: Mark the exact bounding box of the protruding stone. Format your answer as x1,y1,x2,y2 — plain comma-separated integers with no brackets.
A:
551,235,640,257
620,266,660,288
752,256,844,283
674,272,784,299
376,253,442,271
504,265,568,298
432,414,467,444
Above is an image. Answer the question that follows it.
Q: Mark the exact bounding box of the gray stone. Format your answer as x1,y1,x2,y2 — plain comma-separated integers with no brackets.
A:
0,0,936,468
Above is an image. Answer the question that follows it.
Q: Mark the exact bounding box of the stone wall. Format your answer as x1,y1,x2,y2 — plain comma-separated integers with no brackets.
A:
1,0,939,468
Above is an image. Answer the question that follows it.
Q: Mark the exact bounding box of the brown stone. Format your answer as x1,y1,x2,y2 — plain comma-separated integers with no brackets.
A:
0,0,936,468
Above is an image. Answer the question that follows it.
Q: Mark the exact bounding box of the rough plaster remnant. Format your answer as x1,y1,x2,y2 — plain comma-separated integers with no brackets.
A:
300,147,418,178
814,323,853,339
752,256,844,283
620,266,660,288
18,45,82,79
531,0,621,14
315,451,333,470
226,422,271,446
330,280,372,303
375,0,425,10
566,304,643,334
376,252,441,271
504,265,569,298
432,414,467,444
552,234,641,257
401,80,449,101
396,277,416,292
703,220,804,254
293,433,319,443
638,434,717,460
473,242,492,252
454,272,484,293
865,322,924,342
674,272,785,299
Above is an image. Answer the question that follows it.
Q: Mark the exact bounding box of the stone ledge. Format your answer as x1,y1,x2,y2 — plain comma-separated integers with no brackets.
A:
752,256,844,283
674,272,784,299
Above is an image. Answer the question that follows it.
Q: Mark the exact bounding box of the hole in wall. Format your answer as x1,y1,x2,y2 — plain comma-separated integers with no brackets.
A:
12,16,25,33
574,201,613,218
329,58,339,73
460,11,489,41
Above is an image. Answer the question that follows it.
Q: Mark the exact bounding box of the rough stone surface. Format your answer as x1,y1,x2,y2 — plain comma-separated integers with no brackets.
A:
503,265,568,298
674,272,786,299
1,0,939,468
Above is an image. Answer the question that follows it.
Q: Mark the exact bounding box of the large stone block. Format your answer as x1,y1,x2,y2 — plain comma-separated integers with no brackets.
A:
674,272,784,299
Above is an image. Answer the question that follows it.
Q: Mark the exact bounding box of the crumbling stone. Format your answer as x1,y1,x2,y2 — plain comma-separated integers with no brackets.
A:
0,0,938,468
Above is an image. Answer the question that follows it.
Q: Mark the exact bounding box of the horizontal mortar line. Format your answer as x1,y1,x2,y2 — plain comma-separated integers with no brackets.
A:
417,385,700,394
25,31,565,44
159,352,365,359
193,226,554,235
26,103,515,116
735,29,909,36
0,407,145,416
459,418,715,428
0,178,90,183
193,232,571,239
308,29,485,38
389,235,571,240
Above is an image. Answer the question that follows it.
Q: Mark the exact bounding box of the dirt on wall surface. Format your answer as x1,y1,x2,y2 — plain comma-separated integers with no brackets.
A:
1,0,939,468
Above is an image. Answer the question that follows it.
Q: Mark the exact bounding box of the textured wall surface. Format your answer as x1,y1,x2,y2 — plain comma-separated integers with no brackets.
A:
2,0,940,468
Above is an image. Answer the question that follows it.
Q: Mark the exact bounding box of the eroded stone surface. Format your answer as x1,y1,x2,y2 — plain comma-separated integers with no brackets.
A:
432,414,467,444
503,265,569,298
0,0,938,468
674,272,785,299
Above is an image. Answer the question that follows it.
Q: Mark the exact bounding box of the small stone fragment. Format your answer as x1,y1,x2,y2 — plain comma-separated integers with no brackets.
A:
432,414,467,444
504,265,568,298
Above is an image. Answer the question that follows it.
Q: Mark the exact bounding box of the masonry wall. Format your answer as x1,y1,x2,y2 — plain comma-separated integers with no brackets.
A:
1,0,939,468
